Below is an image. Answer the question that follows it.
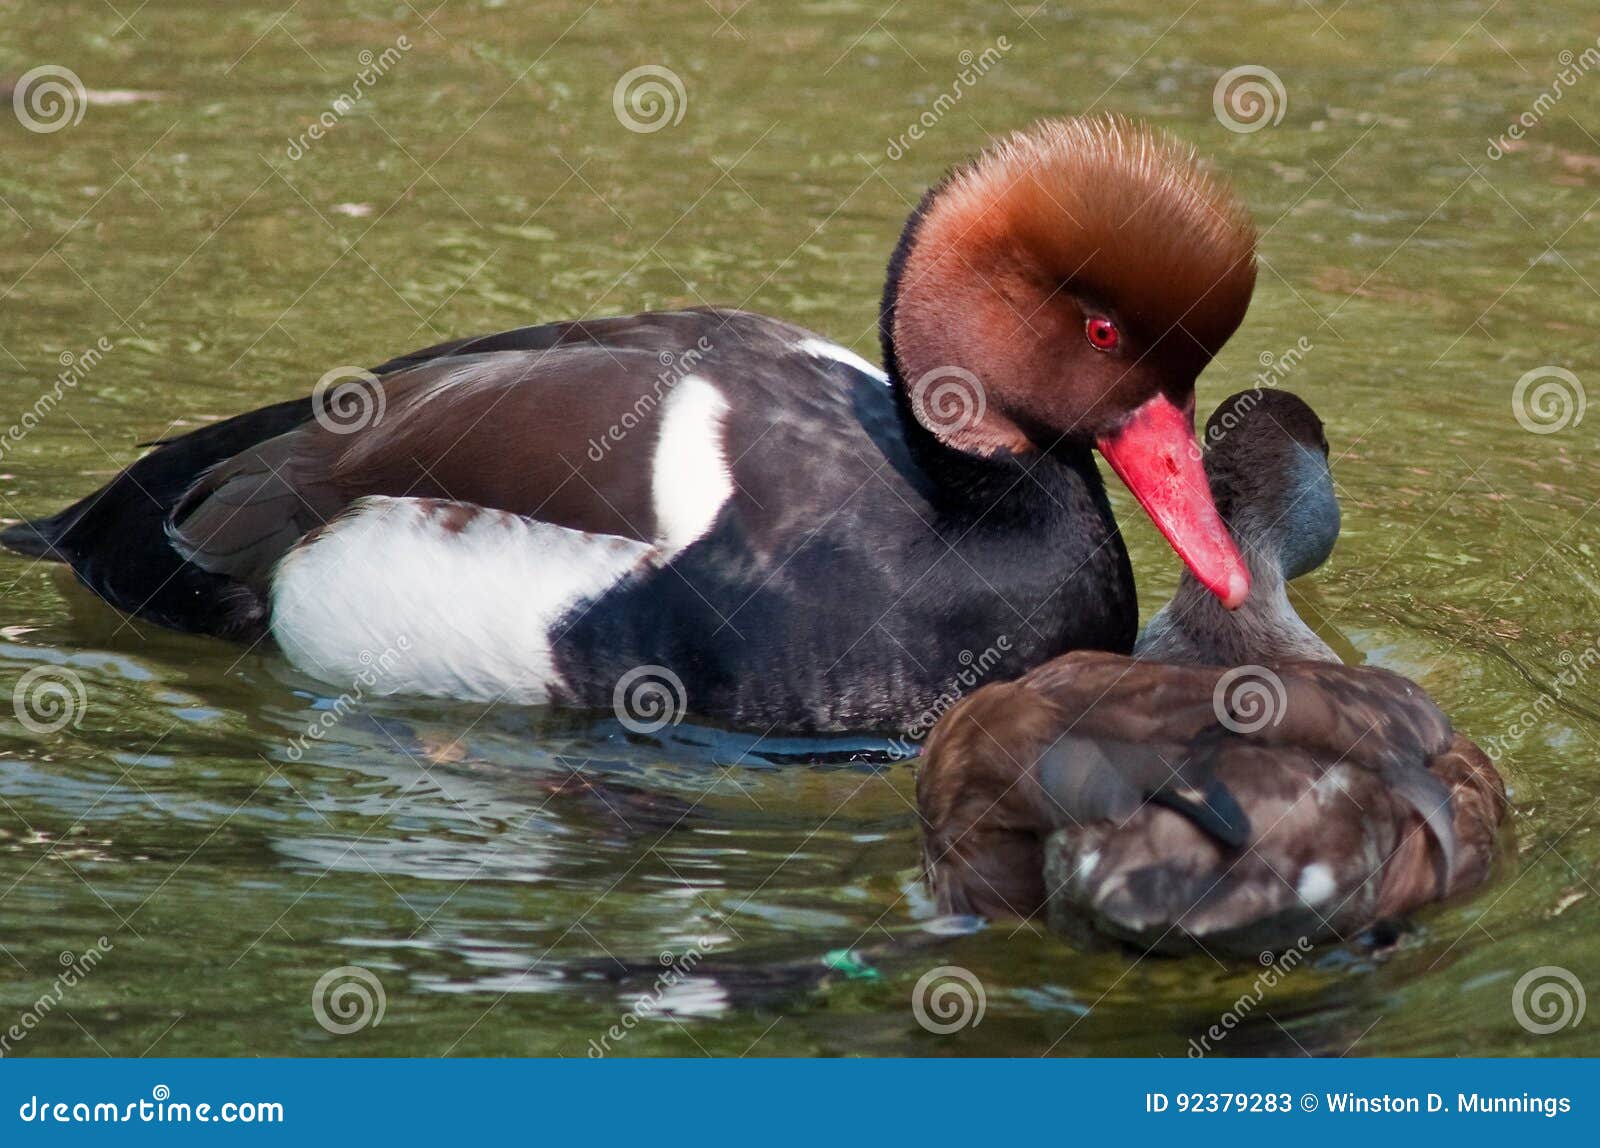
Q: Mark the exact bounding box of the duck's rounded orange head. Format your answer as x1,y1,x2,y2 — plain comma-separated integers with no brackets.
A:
882,114,1258,607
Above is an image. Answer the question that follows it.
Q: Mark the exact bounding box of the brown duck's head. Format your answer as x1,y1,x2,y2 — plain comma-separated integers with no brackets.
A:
883,114,1259,607
1202,388,1340,582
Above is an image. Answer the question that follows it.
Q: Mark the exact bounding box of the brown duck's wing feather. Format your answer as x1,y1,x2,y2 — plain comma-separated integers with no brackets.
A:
165,344,681,587
918,652,1508,953
917,659,1250,921
1045,741,1406,954
1028,653,1455,768
1375,732,1509,919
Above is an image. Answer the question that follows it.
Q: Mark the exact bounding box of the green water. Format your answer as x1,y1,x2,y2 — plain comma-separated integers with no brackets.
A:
2,1,1599,1057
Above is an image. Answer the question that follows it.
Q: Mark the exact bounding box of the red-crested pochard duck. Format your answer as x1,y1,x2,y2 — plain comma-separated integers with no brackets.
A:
917,390,1508,954
3,115,1258,733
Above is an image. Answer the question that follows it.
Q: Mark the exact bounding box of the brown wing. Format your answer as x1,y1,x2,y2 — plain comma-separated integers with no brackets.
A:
168,345,673,587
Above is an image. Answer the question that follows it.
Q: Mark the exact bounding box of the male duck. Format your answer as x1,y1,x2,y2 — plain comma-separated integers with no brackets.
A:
917,390,1508,953
4,115,1258,733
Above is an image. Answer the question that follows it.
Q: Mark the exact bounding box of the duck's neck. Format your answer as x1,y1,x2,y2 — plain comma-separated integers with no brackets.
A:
1135,533,1337,666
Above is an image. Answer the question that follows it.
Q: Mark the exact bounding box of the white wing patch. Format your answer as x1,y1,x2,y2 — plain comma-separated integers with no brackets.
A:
651,375,734,556
797,337,890,385
270,496,653,704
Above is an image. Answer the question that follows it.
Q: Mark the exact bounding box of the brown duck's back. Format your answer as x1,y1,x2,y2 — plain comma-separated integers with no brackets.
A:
917,650,1509,954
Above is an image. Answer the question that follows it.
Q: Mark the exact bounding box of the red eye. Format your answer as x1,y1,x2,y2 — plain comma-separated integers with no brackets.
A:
1086,316,1119,351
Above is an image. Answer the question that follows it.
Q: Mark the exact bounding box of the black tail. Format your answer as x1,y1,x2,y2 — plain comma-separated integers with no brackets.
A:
0,515,69,559
1,396,314,638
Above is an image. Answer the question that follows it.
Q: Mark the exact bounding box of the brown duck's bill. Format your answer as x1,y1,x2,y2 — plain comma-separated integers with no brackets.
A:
1095,392,1251,609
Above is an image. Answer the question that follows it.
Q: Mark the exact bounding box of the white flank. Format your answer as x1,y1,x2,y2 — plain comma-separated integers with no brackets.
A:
651,375,734,555
270,496,653,703
1296,862,1336,905
798,336,890,384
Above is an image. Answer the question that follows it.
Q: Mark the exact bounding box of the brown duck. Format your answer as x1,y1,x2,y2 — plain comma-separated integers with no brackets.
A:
917,389,1508,955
